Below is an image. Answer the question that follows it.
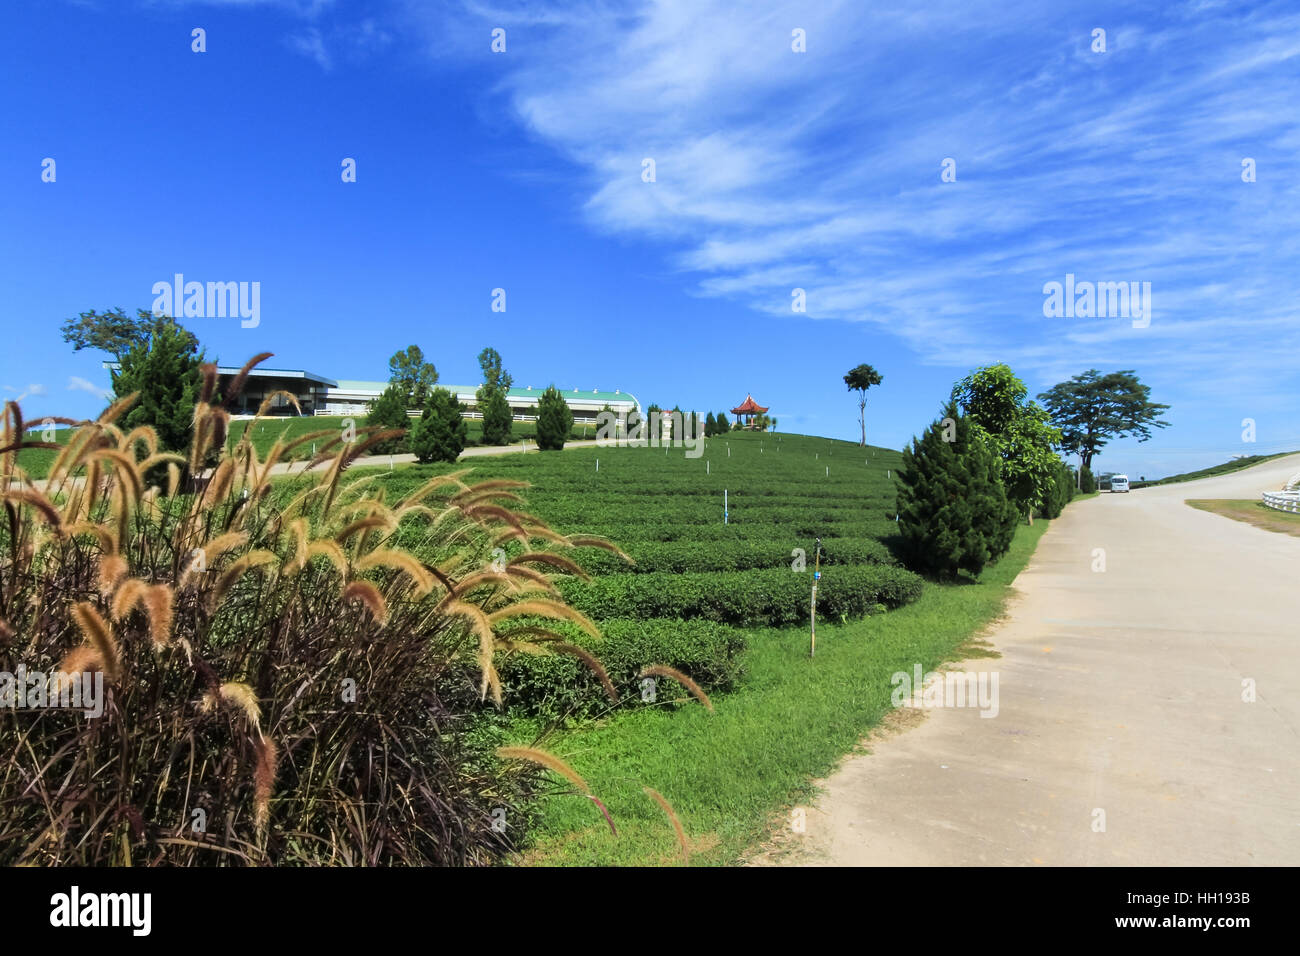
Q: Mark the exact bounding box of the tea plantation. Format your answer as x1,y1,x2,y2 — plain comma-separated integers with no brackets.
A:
324,429,1051,865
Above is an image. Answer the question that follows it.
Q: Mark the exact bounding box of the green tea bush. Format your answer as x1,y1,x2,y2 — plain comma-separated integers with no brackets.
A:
497,618,747,720
574,537,895,575
558,565,922,627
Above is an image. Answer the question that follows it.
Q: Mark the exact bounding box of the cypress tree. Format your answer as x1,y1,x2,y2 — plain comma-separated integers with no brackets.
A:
364,383,411,455
895,403,1017,579
535,385,573,451
111,316,203,455
409,387,468,463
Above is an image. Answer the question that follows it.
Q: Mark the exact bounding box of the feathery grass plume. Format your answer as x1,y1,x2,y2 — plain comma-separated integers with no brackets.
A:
506,551,589,580
2,489,63,533
91,447,145,507
396,468,474,508
111,578,149,621
342,581,388,626
117,425,158,458
448,571,518,600
138,451,185,478
180,530,249,588
96,392,139,427
355,548,435,597
166,461,181,498
71,602,120,682
253,736,279,832
453,489,526,510
553,643,618,703
282,517,309,574
143,584,174,648
567,534,635,564
643,787,690,863
501,563,559,595
449,478,530,501
200,457,234,508
335,515,392,546
496,746,590,794
639,665,714,712
488,600,600,639
52,644,106,697
201,681,263,734
198,363,218,405
221,352,274,411
0,618,14,641
304,538,348,577
445,600,502,704
209,550,277,611
97,554,128,597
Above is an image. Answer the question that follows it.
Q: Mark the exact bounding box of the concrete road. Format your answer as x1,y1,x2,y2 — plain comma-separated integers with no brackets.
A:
785,454,1300,866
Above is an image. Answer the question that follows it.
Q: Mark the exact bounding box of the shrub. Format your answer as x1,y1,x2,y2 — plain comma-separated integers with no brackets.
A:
497,618,747,721
0,359,612,866
1039,458,1076,519
535,385,573,451
364,382,410,455
1080,466,1097,494
573,537,895,575
478,386,513,445
558,565,923,627
895,403,1018,579
409,386,467,463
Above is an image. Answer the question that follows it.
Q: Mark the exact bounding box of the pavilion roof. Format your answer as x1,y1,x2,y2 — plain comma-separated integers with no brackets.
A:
730,394,768,414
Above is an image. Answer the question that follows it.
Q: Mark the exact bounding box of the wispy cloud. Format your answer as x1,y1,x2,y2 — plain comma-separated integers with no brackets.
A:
68,377,112,401
406,0,1299,402
4,384,47,403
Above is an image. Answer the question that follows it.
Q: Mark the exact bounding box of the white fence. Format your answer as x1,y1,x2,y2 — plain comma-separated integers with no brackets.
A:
1262,491,1300,514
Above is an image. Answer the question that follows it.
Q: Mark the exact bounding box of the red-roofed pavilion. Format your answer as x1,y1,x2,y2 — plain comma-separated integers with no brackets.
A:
730,394,769,429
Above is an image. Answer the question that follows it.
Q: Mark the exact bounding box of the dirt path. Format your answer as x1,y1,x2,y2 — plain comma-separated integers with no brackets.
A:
778,454,1300,866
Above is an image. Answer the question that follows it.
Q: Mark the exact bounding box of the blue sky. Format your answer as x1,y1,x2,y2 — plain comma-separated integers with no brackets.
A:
2,0,1297,477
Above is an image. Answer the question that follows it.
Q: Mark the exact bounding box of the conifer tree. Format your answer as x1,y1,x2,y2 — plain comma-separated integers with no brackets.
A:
535,385,573,451
895,403,1017,578
409,387,467,463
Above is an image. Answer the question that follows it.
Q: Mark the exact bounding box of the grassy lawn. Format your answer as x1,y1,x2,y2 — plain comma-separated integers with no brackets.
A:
1185,498,1300,537
510,519,1049,866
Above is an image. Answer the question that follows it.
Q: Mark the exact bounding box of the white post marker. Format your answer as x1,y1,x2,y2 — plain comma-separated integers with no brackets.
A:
724,489,728,524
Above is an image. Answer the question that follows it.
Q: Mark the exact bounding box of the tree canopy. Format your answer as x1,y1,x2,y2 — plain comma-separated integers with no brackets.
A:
110,315,204,455
1037,369,1170,470
952,363,1062,519
387,345,438,406
61,307,162,362
844,364,883,446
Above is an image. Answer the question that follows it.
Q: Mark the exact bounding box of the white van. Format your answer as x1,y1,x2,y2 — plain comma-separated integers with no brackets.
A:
1110,474,1130,493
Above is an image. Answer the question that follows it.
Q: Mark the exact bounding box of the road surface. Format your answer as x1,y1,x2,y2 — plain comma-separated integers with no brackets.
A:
782,454,1300,866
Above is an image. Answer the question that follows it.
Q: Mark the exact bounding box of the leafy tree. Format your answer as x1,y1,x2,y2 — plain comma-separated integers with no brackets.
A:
110,315,204,454
1038,369,1171,471
895,403,1017,578
477,347,513,392
388,345,438,406
61,307,157,362
409,387,467,463
365,383,410,455
476,347,514,445
844,364,883,447
535,385,573,451
952,363,1063,521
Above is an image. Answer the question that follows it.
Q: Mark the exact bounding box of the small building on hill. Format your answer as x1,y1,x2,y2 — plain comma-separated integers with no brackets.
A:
730,394,769,429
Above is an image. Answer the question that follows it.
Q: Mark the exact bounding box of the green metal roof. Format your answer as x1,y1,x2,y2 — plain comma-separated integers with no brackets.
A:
328,382,636,403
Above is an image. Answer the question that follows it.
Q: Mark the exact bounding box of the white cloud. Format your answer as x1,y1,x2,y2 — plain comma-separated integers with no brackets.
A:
68,376,112,401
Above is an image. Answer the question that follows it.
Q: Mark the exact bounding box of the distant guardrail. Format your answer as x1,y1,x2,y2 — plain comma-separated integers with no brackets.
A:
1262,491,1300,514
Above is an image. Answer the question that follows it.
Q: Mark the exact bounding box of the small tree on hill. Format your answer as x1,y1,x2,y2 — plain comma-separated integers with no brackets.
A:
365,383,410,455
110,315,204,454
476,346,514,445
704,411,717,437
535,385,573,451
409,387,467,463
844,363,883,447
895,404,1018,579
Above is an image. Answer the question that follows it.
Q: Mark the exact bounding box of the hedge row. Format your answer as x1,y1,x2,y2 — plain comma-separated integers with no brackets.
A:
557,564,923,627
575,537,895,575
577,519,899,543
496,618,748,721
